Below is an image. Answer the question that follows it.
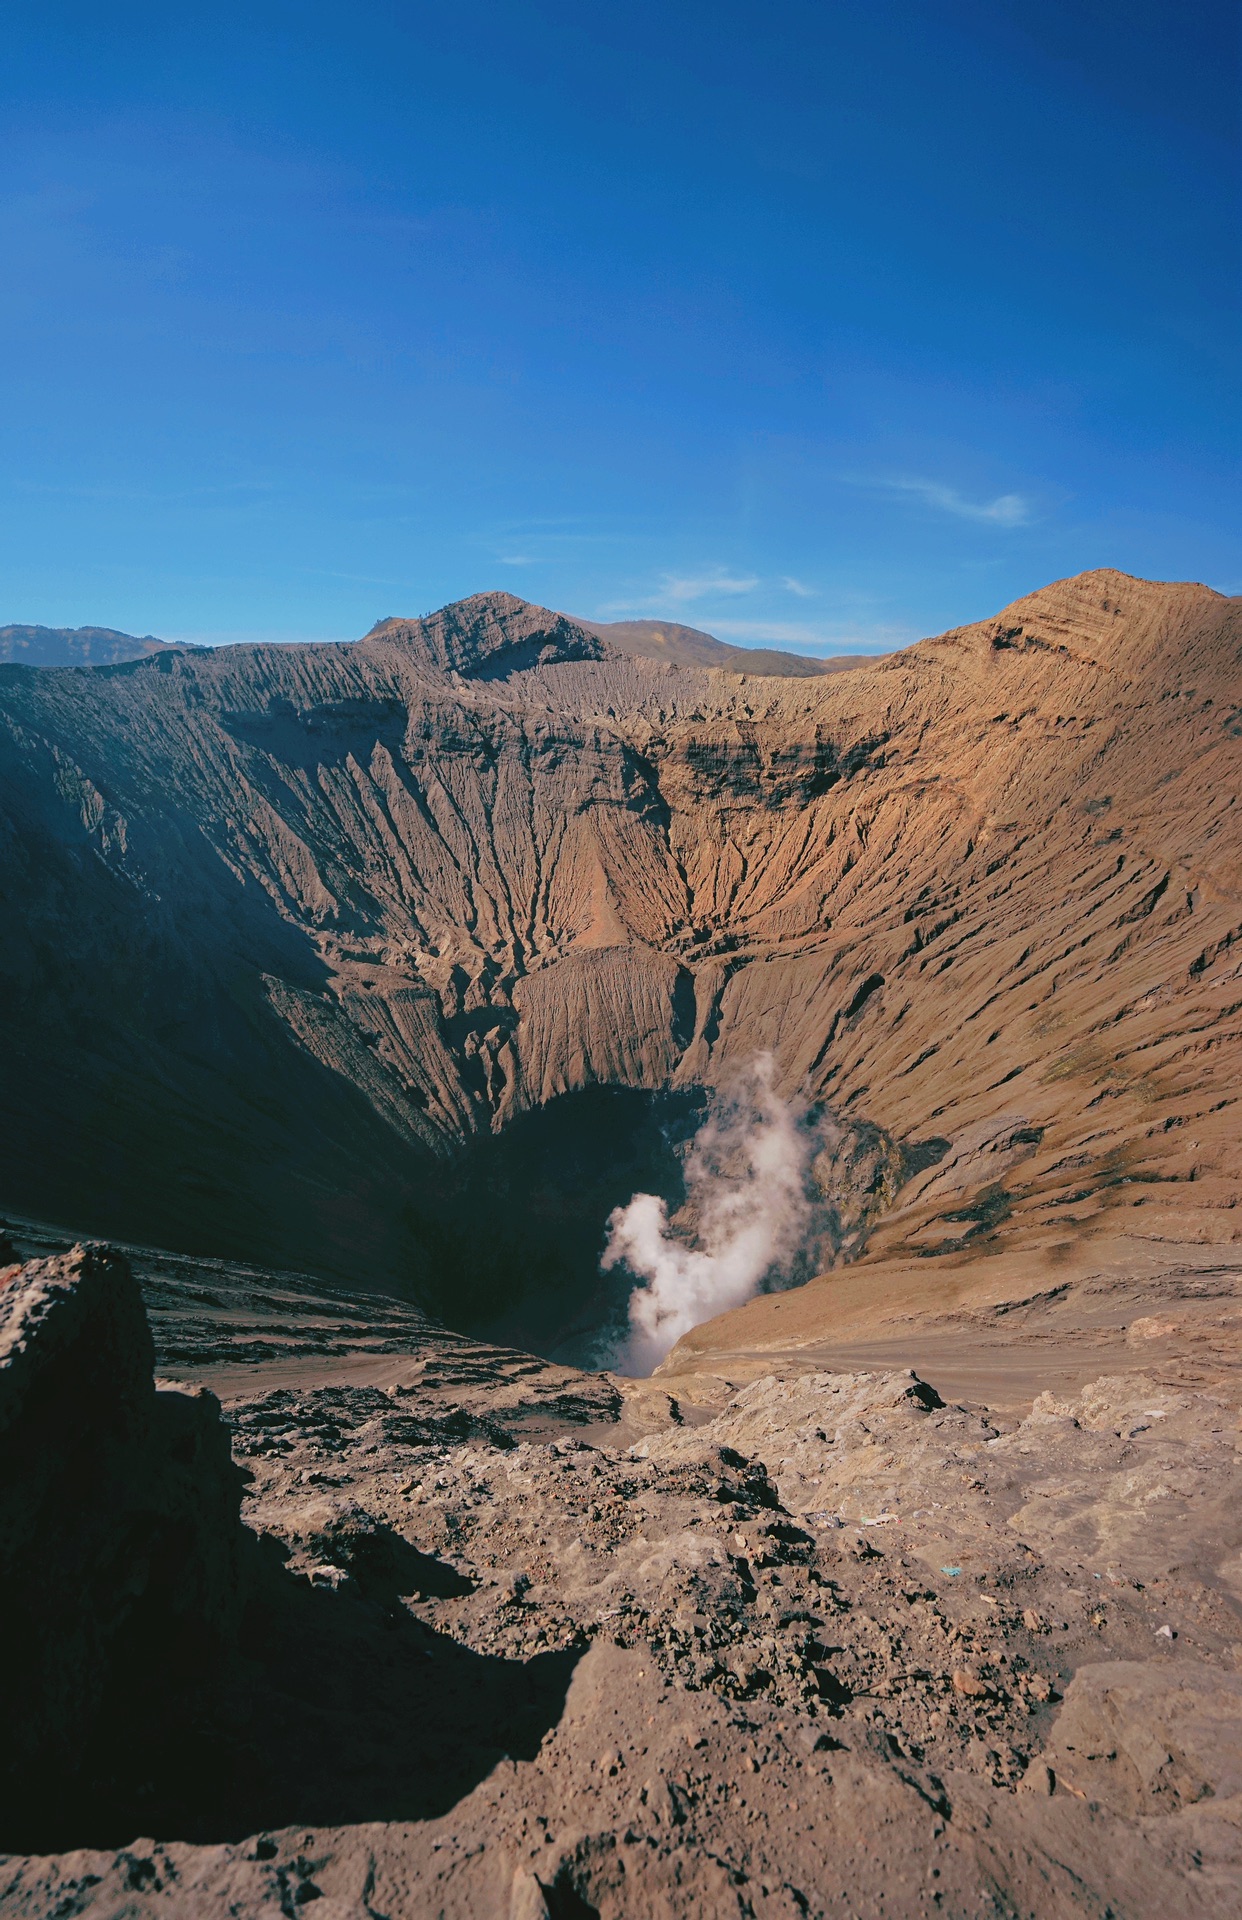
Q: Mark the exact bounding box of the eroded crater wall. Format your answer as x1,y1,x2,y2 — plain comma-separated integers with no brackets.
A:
1,574,1239,1305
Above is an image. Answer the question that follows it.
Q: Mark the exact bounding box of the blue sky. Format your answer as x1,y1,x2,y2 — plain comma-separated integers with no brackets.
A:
2,2,1238,652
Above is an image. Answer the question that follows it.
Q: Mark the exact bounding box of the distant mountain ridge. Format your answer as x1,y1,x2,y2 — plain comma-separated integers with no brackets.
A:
0,625,198,669
3,612,874,678
574,615,881,677
365,599,878,679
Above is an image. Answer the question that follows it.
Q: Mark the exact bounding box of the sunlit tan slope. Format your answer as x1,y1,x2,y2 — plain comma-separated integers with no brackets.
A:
1,572,1238,1310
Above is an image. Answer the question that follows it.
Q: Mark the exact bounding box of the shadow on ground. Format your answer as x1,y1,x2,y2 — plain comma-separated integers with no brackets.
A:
3,1534,581,1853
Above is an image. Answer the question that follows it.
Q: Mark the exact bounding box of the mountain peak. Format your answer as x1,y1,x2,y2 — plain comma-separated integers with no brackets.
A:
363,593,607,679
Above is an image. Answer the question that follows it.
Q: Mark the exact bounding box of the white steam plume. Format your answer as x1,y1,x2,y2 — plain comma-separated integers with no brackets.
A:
602,1055,812,1375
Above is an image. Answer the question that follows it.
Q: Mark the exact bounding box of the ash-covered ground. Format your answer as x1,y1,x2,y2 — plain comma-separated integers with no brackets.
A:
3,1223,1240,1918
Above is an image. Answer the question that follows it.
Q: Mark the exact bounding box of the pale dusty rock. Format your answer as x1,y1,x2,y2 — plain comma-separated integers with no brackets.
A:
1040,1660,1242,1814
3,1247,1240,1917
509,1866,552,1919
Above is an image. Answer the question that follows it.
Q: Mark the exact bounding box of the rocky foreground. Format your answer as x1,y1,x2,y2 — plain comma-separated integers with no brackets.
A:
2,1239,1240,1919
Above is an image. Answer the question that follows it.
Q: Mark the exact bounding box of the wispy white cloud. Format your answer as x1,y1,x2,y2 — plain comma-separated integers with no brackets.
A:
480,518,638,559
659,569,760,603
595,569,762,616
593,572,909,653
498,553,537,566
852,475,1033,527
306,567,415,588
709,618,833,645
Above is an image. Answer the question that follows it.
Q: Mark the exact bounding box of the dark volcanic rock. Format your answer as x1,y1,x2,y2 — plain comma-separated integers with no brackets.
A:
0,1245,243,1844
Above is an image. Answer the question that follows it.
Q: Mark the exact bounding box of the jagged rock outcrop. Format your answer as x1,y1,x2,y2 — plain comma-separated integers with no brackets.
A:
0,1245,243,1843
4,1319,1240,1917
0,573,1238,1319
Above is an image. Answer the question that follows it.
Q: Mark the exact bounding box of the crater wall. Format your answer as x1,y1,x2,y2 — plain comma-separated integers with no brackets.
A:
1,574,1239,1314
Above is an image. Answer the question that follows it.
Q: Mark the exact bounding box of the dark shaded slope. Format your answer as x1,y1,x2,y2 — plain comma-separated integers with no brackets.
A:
0,684,440,1289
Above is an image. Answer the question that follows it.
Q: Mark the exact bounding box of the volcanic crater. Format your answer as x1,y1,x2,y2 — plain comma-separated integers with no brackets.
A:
4,571,1240,1354
2,570,1242,1917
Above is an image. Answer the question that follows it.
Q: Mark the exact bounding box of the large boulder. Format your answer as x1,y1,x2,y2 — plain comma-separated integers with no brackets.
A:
0,1244,243,1829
